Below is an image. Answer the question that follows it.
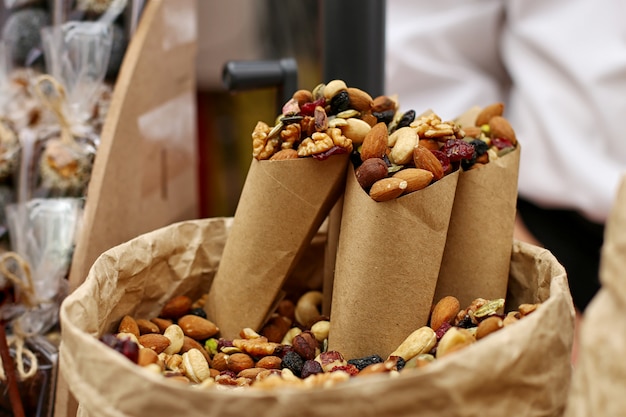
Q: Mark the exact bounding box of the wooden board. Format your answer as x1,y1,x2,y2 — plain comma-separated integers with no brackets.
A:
55,0,199,415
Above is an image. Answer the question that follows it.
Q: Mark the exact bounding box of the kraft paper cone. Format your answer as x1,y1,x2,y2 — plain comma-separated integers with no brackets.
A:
205,155,349,339
434,146,520,308
328,166,460,360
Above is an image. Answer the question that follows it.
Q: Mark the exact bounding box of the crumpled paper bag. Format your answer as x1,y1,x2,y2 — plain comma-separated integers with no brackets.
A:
564,175,626,417
60,217,574,417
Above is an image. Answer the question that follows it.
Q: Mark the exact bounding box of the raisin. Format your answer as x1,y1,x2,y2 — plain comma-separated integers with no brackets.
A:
347,354,384,371
396,109,416,130
394,357,406,371
470,139,489,157
373,109,395,125
189,307,207,319
301,359,323,378
330,91,350,114
281,350,304,377
457,315,474,329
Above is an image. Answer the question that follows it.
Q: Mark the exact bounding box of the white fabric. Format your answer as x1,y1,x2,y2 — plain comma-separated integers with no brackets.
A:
386,0,626,223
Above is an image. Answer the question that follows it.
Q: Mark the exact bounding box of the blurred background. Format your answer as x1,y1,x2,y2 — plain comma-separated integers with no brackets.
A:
196,0,321,218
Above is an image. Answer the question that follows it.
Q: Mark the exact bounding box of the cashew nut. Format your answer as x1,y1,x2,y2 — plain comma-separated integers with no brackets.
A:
295,290,323,327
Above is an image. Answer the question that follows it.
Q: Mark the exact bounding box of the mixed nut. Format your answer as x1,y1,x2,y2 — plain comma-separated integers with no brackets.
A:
100,291,540,390
250,79,519,202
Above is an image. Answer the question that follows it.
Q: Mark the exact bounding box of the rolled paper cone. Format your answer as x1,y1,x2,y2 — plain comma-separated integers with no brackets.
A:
205,154,349,339
328,166,459,360
434,146,521,308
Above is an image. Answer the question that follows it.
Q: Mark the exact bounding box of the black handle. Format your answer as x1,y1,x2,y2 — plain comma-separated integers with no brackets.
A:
222,58,298,113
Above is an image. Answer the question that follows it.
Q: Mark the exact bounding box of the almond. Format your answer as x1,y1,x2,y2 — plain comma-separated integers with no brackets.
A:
237,367,268,380
476,316,504,340
177,314,219,340
180,336,211,362
430,296,461,331
138,334,171,354
392,168,434,193
488,116,517,145
255,355,282,370
369,177,407,202
360,112,378,127
136,318,160,335
269,149,299,161
150,317,173,333
160,295,192,320
418,138,440,151
360,122,389,161
137,347,159,366
227,353,255,373
371,95,397,113
355,158,388,190
413,145,444,180
346,87,373,112
475,102,504,126
118,315,140,338
462,126,483,138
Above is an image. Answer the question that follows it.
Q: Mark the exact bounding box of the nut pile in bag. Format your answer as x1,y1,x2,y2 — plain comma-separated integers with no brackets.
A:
99,291,539,389
251,80,518,202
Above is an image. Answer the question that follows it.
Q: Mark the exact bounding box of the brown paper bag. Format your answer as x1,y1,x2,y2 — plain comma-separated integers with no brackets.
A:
434,145,521,308
564,176,626,417
59,218,574,417
205,155,348,339
328,166,460,359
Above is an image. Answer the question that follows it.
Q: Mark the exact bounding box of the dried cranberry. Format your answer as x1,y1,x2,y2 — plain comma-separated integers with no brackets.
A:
312,145,348,161
300,98,326,117
491,137,514,150
301,360,323,378
330,364,359,376
219,370,237,378
431,149,451,173
435,322,452,340
442,139,475,162
119,338,139,363
217,338,234,351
